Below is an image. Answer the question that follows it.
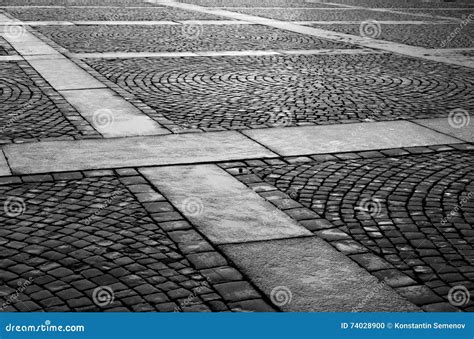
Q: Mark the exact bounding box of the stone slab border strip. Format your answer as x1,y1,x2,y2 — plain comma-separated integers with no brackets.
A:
140,164,312,244
220,238,420,312
148,0,473,68
1,131,277,175
413,117,473,143
0,14,169,138
0,150,11,176
242,121,465,157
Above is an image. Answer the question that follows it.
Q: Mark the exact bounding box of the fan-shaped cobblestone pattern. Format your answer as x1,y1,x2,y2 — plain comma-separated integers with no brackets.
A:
247,151,474,311
310,23,474,49
35,25,357,53
5,7,226,21
0,0,157,6
227,8,439,21
0,173,272,312
0,61,90,142
322,0,474,8
86,54,474,130
0,37,16,56
176,0,339,7
398,9,473,19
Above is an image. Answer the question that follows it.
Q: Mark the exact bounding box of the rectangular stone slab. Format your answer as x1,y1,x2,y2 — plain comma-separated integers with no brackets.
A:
243,121,463,156
60,89,168,138
3,132,277,174
414,118,473,143
27,58,106,90
140,164,311,244
221,237,420,312
0,151,11,176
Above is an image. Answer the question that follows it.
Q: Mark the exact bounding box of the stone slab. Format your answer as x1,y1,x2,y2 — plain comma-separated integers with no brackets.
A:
414,118,473,143
27,58,106,90
221,237,420,312
3,132,277,174
140,164,311,244
243,121,463,156
60,88,168,137
1,41,59,55
0,151,11,177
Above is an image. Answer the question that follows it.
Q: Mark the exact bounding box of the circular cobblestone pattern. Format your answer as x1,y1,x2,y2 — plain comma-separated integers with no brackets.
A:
228,8,439,21
6,7,226,21
0,61,84,141
176,0,339,7
36,24,357,53
87,54,474,130
311,23,474,49
249,151,474,311
0,0,157,6
323,0,474,8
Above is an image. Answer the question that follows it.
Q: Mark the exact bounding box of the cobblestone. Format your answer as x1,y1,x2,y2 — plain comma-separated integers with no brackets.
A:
0,172,273,312
5,7,226,21
86,54,473,130
310,23,474,49
224,150,474,310
36,24,357,53
0,61,99,142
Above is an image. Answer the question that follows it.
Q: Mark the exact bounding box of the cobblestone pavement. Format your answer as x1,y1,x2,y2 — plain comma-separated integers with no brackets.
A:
4,7,226,21
0,170,274,312
1,0,473,314
221,147,474,311
0,0,157,6
36,25,357,53
0,61,99,143
176,0,340,7
322,0,474,8
86,54,473,130
224,8,440,21
310,23,474,48
0,37,16,55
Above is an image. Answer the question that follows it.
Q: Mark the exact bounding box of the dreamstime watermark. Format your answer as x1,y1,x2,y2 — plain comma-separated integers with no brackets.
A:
92,286,115,307
270,286,292,307
359,20,382,39
174,281,210,312
80,190,123,225
351,279,387,312
0,277,34,311
268,110,293,127
448,108,470,129
447,285,470,307
3,22,27,39
181,197,204,217
354,196,383,218
5,320,85,333
440,14,473,48
440,191,472,225
180,23,203,40
92,109,114,129
3,197,26,217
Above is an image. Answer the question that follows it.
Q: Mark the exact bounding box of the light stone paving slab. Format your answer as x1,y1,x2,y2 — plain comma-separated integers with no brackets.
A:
1,41,59,55
140,164,312,244
413,117,474,143
3,131,277,175
0,56,23,61
195,50,280,57
279,48,385,55
221,238,420,312
73,20,178,25
295,20,451,24
0,151,12,177
27,58,106,90
243,121,463,156
150,0,473,68
59,89,168,138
